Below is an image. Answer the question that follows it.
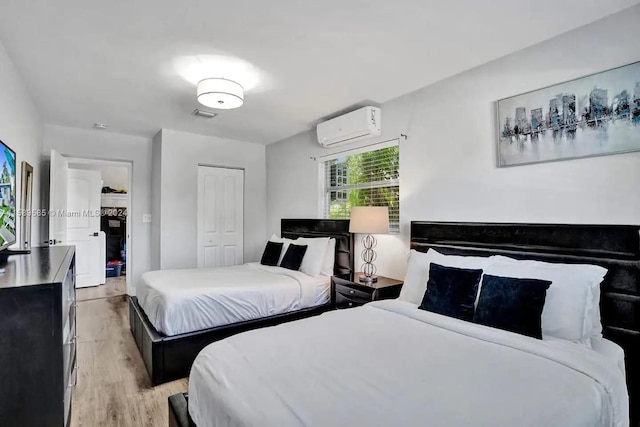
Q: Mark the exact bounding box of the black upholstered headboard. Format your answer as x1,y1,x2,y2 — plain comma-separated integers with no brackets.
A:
410,221,640,423
281,219,354,275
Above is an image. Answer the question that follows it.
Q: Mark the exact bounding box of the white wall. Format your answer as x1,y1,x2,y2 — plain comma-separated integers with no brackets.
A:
267,6,640,280
156,129,267,269
43,124,152,294
0,42,43,248
69,162,129,191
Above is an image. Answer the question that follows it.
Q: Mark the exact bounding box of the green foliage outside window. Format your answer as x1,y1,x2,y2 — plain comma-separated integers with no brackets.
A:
326,146,399,231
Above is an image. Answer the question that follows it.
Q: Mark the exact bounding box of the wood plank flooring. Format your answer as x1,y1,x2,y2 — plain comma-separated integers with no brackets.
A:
77,276,127,302
72,295,187,427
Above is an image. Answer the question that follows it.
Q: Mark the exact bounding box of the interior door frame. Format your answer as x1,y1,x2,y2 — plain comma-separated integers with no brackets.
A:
65,157,133,294
49,149,69,246
197,163,245,268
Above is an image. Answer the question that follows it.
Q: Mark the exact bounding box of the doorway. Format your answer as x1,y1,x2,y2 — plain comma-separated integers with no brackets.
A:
197,165,244,268
49,150,132,300
71,159,130,301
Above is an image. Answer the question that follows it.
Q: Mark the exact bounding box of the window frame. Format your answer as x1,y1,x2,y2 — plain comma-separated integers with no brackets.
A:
319,140,400,233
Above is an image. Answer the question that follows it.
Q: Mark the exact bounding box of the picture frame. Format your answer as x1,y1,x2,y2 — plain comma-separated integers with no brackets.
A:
19,161,33,250
497,61,640,167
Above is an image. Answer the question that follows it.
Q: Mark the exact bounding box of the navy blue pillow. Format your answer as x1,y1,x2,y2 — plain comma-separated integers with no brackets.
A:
260,241,283,266
473,275,551,339
419,263,483,321
280,244,307,271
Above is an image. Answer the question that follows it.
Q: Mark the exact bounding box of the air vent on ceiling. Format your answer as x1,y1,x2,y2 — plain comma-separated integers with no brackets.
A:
191,108,218,119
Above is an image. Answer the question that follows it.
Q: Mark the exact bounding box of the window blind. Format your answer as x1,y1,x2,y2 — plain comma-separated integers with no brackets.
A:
323,145,399,232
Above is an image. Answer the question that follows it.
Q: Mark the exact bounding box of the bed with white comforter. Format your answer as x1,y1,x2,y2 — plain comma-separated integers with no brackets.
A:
189,299,629,427
136,262,329,336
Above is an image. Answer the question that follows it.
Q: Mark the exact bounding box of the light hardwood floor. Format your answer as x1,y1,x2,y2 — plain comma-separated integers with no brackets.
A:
77,276,127,302
72,295,187,427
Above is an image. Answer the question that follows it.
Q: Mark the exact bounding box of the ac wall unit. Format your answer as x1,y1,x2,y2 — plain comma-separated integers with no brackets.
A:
317,106,382,148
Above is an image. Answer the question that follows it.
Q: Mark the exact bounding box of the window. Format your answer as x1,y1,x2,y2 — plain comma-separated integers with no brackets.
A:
323,145,399,232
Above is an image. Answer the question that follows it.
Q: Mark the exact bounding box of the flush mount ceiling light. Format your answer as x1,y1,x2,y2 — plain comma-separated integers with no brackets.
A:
197,78,244,109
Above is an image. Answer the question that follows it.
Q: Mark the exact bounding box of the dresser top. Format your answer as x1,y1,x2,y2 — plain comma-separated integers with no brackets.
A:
0,246,75,289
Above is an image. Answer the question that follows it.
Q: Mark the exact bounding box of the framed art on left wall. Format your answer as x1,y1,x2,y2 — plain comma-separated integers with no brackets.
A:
19,161,33,249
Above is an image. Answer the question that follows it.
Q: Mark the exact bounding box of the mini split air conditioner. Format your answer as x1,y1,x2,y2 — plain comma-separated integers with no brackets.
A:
317,106,382,148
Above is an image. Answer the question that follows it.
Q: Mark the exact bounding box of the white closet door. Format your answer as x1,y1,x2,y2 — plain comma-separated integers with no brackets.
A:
197,166,244,268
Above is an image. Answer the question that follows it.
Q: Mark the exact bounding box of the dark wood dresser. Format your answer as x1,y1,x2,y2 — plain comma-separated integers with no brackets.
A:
0,246,77,427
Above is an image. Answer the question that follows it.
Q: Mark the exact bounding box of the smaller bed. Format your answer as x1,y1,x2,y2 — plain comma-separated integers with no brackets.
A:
136,263,331,336
129,219,353,385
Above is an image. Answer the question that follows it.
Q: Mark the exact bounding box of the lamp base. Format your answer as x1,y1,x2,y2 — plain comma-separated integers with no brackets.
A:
358,274,378,283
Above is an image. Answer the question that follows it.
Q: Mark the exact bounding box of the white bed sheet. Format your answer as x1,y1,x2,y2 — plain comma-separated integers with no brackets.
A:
136,263,328,336
189,299,629,427
313,274,331,306
592,337,626,377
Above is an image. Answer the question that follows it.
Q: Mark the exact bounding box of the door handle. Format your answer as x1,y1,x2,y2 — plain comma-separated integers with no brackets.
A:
89,232,99,237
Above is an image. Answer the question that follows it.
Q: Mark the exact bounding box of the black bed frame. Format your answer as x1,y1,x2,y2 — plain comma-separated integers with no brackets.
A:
408,221,640,425
169,221,640,427
130,219,353,386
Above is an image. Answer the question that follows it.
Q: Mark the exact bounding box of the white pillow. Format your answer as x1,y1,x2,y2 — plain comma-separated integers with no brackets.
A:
321,238,336,276
399,249,494,305
590,282,604,340
296,237,330,277
485,256,607,346
269,234,295,266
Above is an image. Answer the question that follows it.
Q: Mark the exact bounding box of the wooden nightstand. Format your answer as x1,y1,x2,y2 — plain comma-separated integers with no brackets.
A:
332,273,403,309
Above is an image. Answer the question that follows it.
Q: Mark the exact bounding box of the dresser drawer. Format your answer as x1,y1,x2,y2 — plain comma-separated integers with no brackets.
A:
335,293,366,309
63,363,77,427
335,284,372,302
63,301,76,344
63,319,77,382
61,261,76,324
335,284,372,309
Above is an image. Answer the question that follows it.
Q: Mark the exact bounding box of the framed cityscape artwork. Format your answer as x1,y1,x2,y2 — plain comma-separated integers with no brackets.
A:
497,61,640,167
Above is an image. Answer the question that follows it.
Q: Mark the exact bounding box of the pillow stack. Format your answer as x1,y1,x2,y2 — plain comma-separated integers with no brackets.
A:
260,234,336,276
402,249,607,345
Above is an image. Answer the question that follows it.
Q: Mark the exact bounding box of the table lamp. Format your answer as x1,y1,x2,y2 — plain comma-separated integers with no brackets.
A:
349,206,389,283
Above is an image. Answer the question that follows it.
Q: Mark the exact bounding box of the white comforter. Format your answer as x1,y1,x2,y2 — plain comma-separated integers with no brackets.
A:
189,299,629,427
136,263,320,336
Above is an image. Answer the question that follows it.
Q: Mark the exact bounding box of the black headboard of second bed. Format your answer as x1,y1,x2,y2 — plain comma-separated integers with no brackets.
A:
281,219,354,275
410,221,640,424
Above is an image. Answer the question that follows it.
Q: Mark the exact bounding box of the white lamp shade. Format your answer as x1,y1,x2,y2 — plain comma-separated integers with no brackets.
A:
349,206,389,234
197,78,244,109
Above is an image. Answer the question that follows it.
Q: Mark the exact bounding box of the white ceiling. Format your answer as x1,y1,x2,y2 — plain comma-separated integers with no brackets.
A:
0,0,637,144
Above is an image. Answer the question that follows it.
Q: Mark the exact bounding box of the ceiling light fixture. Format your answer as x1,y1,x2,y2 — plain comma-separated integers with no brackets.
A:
197,78,244,109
